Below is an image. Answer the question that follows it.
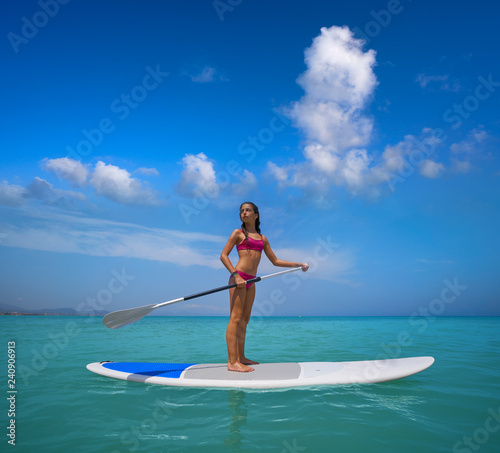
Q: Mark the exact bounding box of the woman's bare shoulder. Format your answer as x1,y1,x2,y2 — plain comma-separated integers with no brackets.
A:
230,228,244,240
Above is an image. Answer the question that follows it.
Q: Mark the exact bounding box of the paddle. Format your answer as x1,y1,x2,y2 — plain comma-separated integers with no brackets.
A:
103,267,303,329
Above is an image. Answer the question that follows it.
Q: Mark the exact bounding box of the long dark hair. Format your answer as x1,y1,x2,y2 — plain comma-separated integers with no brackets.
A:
240,202,261,242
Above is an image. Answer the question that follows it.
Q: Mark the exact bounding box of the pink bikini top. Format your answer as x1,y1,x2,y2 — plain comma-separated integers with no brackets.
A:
236,230,264,253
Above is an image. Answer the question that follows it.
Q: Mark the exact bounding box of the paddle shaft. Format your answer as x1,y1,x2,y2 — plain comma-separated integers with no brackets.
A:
153,267,303,309
103,267,303,328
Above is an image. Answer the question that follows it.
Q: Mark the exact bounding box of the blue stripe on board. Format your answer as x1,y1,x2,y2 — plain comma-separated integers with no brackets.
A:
102,362,196,379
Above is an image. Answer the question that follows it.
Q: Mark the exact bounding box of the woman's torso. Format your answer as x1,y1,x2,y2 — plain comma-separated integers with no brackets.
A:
235,230,263,276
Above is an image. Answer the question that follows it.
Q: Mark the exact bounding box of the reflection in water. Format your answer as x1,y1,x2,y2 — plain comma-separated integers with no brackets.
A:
224,390,248,452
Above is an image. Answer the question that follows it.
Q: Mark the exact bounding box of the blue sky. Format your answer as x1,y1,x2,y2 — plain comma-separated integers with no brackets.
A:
1,0,499,316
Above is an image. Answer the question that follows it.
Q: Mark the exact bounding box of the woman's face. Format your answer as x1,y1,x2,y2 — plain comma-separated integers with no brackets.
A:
240,204,258,222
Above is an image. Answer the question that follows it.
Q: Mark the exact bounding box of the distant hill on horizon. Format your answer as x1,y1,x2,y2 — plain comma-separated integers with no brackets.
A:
0,302,108,316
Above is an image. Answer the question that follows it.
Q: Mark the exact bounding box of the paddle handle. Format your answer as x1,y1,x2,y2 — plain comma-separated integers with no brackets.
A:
154,267,303,309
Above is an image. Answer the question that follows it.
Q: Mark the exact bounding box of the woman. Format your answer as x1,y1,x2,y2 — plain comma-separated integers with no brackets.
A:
220,202,309,372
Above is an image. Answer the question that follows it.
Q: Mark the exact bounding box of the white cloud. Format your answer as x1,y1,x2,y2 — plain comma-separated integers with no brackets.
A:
3,159,161,208
287,25,377,154
419,160,445,179
371,130,444,182
450,159,472,174
415,73,460,92
447,127,490,174
268,26,381,195
417,258,454,265
0,181,26,207
267,162,289,186
450,127,489,155
0,208,225,268
341,149,371,190
89,161,161,206
268,26,454,197
25,177,86,205
41,157,89,187
176,153,220,198
232,170,257,196
134,167,160,177
185,66,227,83
190,66,216,83
415,73,448,88
0,178,85,208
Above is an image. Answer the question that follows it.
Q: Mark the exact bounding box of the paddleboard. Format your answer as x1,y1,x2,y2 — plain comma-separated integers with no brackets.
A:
86,356,434,389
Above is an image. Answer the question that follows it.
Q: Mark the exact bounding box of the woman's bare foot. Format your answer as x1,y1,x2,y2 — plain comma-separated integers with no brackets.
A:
227,361,254,372
240,358,260,365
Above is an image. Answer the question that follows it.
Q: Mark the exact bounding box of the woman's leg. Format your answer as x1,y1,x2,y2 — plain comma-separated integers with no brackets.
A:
237,283,259,365
226,285,254,372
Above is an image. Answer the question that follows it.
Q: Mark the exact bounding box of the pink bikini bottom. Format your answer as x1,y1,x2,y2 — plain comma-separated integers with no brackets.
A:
229,270,256,289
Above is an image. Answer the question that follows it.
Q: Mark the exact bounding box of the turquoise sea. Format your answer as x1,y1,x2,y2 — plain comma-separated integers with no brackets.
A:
1,316,499,452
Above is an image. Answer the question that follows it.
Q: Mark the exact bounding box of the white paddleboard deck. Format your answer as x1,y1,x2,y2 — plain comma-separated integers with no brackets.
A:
87,356,434,389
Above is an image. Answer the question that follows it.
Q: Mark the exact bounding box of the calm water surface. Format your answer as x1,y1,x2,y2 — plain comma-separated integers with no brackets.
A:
1,316,499,452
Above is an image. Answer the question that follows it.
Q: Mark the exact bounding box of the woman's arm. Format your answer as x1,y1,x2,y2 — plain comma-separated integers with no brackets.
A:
262,236,309,271
220,229,241,274
220,230,247,288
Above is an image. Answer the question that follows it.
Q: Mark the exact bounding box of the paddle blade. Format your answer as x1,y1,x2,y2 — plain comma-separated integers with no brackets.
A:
103,304,157,329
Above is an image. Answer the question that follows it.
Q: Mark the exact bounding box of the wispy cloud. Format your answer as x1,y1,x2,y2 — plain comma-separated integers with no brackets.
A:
0,177,86,208
417,258,455,265
0,181,27,207
258,245,358,287
134,167,160,177
419,159,445,179
449,127,490,173
184,65,227,83
0,207,357,285
415,73,461,92
190,66,216,83
231,169,257,196
450,127,489,155
0,208,225,268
